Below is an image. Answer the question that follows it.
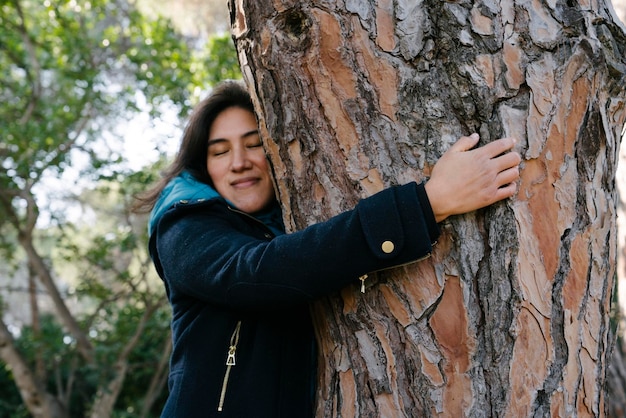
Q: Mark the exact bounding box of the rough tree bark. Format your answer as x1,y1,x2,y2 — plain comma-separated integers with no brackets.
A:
230,0,626,416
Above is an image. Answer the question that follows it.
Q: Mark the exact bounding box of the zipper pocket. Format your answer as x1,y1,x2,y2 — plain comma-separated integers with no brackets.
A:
217,320,242,412
358,251,433,293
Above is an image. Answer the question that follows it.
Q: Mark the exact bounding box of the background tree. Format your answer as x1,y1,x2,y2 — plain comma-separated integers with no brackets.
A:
230,0,626,416
0,0,240,416
137,0,230,37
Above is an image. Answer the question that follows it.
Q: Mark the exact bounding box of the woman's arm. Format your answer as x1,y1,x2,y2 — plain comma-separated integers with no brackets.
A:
153,134,520,310
153,182,438,309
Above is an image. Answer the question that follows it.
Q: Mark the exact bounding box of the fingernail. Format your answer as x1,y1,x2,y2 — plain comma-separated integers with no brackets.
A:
471,133,479,140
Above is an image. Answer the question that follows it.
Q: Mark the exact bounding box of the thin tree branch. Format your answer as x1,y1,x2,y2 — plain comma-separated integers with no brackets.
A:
0,315,64,418
140,332,172,418
88,300,164,418
18,235,94,363
12,0,42,125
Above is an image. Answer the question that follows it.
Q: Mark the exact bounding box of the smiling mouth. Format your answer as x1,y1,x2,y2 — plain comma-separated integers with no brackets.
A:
231,178,259,188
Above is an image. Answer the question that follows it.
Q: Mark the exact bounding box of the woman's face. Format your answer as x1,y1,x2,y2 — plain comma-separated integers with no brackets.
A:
207,107,275,213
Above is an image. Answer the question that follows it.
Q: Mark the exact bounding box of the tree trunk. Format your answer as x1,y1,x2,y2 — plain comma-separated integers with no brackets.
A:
2,190,96,364
0,317,66,418
28,265,47,383
88,302,160,418
140,334,172,418
230,0,626,416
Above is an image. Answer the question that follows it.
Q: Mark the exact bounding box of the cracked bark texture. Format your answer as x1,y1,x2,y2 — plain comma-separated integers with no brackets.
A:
229,0,626,416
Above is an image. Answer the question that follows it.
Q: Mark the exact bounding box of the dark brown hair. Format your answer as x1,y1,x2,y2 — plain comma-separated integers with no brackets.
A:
133,80,254,213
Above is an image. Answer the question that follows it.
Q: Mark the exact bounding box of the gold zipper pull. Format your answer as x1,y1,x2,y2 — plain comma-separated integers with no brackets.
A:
218,321,242,412
226,346,236,366
359,274,368,293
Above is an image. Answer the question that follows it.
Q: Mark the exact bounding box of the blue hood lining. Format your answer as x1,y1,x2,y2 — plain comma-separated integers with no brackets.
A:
148,171,285,237
148,171,221,236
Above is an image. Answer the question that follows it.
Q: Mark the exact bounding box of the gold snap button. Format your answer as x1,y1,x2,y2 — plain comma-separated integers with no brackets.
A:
381,240,394,254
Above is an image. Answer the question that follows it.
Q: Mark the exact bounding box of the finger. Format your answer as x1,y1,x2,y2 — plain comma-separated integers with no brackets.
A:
493,182,518,202
493,151,521,172
450,133,480,152
496,165,520,187
479,137,517,157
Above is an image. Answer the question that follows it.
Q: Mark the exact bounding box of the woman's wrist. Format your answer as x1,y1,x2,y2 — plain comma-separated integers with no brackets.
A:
423,179,450,223
416,181,442,242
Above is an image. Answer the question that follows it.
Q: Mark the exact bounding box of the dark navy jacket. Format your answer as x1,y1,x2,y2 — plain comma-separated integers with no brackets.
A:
149,178,439,417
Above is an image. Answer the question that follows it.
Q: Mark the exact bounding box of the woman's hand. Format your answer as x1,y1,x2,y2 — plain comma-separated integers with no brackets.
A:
424,133,521,222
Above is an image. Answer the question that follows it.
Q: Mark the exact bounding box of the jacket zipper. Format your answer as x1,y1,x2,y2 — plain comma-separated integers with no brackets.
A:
218,320,242,412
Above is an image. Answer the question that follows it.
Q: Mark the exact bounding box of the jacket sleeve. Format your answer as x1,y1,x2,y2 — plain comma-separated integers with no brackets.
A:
152,182,439,310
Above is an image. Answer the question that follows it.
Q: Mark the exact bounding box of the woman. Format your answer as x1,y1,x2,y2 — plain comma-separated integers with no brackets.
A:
136,80,520,417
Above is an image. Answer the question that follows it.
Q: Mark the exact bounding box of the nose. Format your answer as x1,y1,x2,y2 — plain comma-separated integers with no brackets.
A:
231,147,252,172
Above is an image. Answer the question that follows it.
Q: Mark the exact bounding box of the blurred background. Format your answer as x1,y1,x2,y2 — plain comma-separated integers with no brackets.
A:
0,1,238,416
0,1,625,417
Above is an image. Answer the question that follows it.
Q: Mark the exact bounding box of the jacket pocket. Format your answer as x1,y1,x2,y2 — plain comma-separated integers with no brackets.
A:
218,320,242,412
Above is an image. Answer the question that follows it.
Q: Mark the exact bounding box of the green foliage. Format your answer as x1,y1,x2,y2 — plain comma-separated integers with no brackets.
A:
0,0,236,415
0,306,172,417
0,172,172,416
0,0,192,268
0,0,198,225
0,0,245,415
0,364,29,418
14,315,92,417
200,33,242,86
113,306,171,415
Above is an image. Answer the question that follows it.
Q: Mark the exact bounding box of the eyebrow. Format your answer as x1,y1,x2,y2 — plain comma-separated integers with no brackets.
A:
208,129,259,146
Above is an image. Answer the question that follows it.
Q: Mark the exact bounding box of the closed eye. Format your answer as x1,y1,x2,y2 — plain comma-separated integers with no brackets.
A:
208,142,230,157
